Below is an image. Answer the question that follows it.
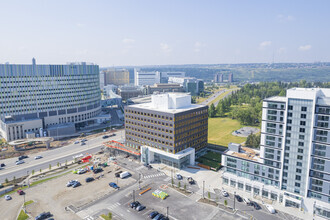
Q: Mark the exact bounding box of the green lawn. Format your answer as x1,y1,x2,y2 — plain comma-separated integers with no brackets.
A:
196,151,222,170
17,210,29,220
208,117,247,147
23,200,34,206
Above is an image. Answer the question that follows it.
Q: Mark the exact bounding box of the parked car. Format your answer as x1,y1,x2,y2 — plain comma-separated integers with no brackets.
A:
221,190,229,197
187,177,195,185
109,182,120,189
81,139,87,142
234,194,243,202
130,201,140,209
81,142,86,146
18,155,28,160
160,216,169,220
66,180,76,187
136,205,146,211
85,177,94,182
120,171,131,179
0,163,5,167
35,211,51,220
251,201,261,210
17,190,25,195
265,204,276,214
153,213,164,220
115,171,122,178
93,168,103,174
149,211,159,219
176,173,183,180
34,155,43,160
72,181,81,188
102,135,109,139
16,160,25,165
5,195,11,200
77,168,87,174
243,197,251,205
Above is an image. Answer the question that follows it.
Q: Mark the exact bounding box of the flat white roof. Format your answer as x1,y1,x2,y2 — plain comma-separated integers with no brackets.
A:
129,102,206,113
264,96,286,102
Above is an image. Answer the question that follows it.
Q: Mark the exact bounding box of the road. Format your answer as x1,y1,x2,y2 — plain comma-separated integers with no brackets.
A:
0,129,125,183
200,89,226,105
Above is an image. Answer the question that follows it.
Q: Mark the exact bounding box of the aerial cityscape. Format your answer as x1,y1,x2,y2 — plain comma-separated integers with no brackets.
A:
0,1,329,220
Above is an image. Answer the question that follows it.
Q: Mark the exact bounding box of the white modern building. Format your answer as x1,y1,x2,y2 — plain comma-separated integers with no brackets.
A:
134,69,160,86
221,88,330,219
0,59,101,141
160,72,185,83
168,77,204,96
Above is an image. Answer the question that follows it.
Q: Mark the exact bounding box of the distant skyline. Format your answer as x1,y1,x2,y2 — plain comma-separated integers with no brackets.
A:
0,0,329,67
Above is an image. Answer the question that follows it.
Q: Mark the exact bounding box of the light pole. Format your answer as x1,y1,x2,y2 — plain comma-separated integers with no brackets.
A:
202,181,205,199
138,173,141,190
23,193,26,213
166,206,169,217
234,191,236,210
132,190,135,202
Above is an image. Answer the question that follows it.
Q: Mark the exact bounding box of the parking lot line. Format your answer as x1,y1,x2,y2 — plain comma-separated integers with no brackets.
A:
127,209,131,212
116,202,121,205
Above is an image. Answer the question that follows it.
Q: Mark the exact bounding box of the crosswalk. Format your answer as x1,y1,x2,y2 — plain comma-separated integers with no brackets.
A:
143,173,166,179
108,202,121,210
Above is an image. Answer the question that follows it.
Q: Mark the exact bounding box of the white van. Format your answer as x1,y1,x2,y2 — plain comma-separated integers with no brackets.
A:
120,171,131,179
265,204,276,214
243,197,251,205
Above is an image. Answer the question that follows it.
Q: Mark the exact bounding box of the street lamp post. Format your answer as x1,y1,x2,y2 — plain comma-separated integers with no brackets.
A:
234,191,236,210
202,181,205,199
133,190,135,202
138,173,141,190
166,206,169,217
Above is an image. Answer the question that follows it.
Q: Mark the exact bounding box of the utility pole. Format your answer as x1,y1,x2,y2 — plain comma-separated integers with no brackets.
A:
138,173,141,190
234,191,236,210
202,181,205,199
133,190,135,202
166,206,169,217
23,193,26,213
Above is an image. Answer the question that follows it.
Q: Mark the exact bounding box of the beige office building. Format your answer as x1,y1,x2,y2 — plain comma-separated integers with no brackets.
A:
102,69,130,86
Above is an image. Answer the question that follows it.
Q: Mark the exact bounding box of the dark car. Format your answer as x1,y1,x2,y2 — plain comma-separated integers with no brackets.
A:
102,135,109,139
109,182,120,189
130,201,140,208
153,213,164,220
18,155,28,160
0,163,5,167
235,194,243,202
72,181,81,188
85,177,94,182
35,211,51,220
149,211,159,219
115,171,123,178
93,168,103,174
251,201,261,210
17,189,25,195
160,216,169,220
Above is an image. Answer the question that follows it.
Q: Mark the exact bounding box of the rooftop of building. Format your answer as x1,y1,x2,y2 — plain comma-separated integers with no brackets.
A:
127,93,206,113
225,143,262,162
264,96,286,102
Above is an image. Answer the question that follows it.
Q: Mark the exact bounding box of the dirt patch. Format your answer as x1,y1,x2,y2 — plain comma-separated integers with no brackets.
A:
232,127,260,137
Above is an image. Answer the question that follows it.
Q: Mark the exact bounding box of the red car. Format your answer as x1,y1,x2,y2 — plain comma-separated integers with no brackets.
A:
17,190,25,195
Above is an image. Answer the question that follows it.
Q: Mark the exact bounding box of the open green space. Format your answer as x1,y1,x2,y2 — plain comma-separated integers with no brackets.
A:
23,200,34,206
208,117,247,147
17,210,29,220
100,213,112,220
196,151,222,170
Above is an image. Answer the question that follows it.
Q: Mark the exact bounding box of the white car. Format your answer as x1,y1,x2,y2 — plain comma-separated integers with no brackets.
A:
16,160,25,165
34,155,43,160
74,141,79,144
265,204,276,214
222,190,229,197
5,195,11,200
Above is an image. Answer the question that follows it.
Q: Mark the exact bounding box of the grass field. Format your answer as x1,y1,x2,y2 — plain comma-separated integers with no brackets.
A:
17,209,29,220
208,117,247,147
196,151,222,170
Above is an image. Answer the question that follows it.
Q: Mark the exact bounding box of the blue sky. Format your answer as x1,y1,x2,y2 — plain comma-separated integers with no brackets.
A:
0,0,329,66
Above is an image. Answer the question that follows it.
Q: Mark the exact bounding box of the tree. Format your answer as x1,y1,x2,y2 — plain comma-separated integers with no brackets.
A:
5,178,8,184
208,191,211,201
107,212,112,220
178,181,181,188
49,164,52,170
13,176,16,184
208,103,216,118
279,89,286,97
40,168,42,173
171,178,174,186
57,162,60,167
224,200,228,206
184,184,187,192
32,170,35,175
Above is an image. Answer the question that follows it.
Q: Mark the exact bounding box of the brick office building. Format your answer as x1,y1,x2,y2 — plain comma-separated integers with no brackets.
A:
124,93,208,168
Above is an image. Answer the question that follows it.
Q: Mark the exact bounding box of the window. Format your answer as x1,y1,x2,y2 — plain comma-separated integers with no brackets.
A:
300,128,305,133
298,142,304,147
296,168,302,173
298,148,304,153
297,155,303,160
300,121,306,126
288,112,293,117
288,105,293,110
301,114,306,119
299,135,304,140
301,107,307,111
297,162,302,167
287,119,292,124
295,175,301,181
295,182,300,187
287,126,292,131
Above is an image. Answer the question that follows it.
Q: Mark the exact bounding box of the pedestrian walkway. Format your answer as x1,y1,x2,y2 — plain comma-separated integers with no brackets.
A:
143,173,166,179
108,202,121,211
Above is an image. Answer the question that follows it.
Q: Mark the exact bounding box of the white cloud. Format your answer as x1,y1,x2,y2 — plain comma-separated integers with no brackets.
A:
298,45,312,51
277,14,295,22
278,47,287,54
160,43,172,53
76,23,85,28
194,41,203,53
259,41,272,50
122,38,135,44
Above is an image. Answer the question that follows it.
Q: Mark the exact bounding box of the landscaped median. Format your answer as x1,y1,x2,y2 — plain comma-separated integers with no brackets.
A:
17,209,29,220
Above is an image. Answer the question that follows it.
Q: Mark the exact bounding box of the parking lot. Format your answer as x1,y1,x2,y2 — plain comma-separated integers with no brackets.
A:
0,162,135,220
